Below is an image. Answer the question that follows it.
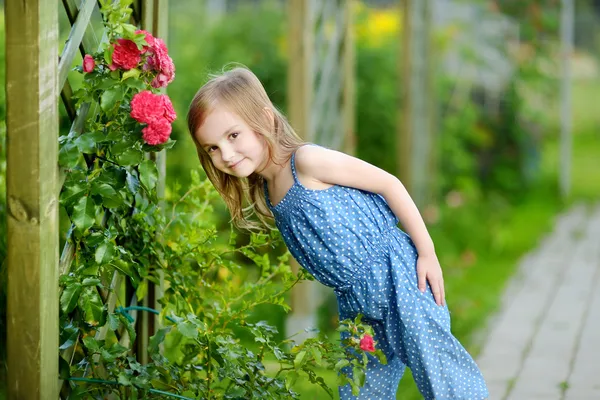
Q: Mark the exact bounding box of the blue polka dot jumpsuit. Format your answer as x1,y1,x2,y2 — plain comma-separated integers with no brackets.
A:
264,148,489,400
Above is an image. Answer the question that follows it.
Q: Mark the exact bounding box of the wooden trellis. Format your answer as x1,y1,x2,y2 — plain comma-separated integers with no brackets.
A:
287,0,355,338
288,0,355,153
5,0,168,398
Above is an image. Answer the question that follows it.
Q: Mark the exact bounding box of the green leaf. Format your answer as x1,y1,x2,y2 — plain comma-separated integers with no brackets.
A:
142,139,176,152
352,366,366,388
69,385,86,400
59,142,80,168
150,379,173,391
95,241,116,264
124,77,147,90
60,183,87,209
60,283,82,313
334,359,350,372
138,160,158,191
100,86,123,112
111,140,132,157
87,130,110,143
82,336,100,352
176,321,198,339
108,313,120,331
122,68,141,81
104,45,114,66
101,343,128,362
111,259,134,277
286,371,299,390
97,166,127,188
81,277,101,287
294,350,307,369
72,196,96,232
374,349,387,365
91,181,123,208
97,78,117,90
126,171,140,194
118,372,132,386
80,264,99,276
122,23,138,37
117,147,144,166
59,356,71,380
59,322,78,350
118,313,137,344
74,134,97,154
135,280,148,301
149,327,171,354
79,287,106,327
310,347,322,366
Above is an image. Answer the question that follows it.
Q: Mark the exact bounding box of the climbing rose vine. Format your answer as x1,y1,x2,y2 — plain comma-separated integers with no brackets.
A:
79,26,177,146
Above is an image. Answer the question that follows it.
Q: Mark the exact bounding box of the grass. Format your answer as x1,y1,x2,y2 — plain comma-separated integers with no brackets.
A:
292,77,600,399
540,76,600,203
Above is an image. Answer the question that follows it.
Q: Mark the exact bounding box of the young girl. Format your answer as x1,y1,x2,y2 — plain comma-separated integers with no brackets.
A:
187,67,489,400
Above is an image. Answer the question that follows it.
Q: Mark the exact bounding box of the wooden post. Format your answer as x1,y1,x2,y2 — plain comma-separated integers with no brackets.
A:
288,0,314,141
135,0,169,363
6,0,60,398
399,0,433,207
152,0,169,204
342,0,356,155
287,0,320,341
560,0,573,199
152,0,168,348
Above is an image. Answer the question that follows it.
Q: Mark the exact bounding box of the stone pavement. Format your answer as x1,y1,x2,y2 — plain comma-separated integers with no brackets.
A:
476,204,600,400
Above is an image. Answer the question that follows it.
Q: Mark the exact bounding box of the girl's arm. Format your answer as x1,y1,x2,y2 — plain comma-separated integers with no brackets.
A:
294,145,435,257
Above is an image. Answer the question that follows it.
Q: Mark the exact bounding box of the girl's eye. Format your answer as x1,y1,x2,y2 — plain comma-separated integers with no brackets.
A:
207,146,218,153
229,132,239,140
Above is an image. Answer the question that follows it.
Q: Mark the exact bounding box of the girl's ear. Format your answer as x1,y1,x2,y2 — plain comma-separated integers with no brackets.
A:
263,107,275,132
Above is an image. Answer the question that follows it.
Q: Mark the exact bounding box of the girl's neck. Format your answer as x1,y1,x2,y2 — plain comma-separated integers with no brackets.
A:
256,148,290,183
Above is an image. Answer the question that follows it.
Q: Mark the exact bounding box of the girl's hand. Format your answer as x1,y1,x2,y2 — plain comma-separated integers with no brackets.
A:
416,254,446,306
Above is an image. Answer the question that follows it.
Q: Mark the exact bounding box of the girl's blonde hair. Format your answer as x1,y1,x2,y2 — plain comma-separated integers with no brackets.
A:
187,66,305,230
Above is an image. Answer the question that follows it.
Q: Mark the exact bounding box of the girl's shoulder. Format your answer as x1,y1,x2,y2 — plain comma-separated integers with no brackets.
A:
293,144,335,175
293,144,337,191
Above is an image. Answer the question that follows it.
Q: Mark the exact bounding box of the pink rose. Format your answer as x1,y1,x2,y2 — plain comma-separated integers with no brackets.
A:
130,90,177,124
151,72,171,88
83,54,95,73
111,38,142,70
142,118,172,145
162,95,177,123
145,38,175,87
130,90,176,145
359,334,375,353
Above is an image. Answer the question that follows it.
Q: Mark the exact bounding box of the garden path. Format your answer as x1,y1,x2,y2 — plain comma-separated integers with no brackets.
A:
477,203,600,400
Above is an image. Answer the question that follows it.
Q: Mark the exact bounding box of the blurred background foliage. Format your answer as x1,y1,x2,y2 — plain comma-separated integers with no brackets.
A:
1,0,600,398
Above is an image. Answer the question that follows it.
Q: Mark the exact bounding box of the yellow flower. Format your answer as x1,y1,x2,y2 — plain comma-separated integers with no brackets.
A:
355,5,401,48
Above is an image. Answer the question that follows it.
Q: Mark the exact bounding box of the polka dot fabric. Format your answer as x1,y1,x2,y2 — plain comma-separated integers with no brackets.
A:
264,148,489,399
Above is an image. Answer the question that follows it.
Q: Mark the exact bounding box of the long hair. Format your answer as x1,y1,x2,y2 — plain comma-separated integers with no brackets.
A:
187,66,305,230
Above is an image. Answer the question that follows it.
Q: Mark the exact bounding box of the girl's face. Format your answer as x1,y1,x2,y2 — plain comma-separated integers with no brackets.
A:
195,106,269,178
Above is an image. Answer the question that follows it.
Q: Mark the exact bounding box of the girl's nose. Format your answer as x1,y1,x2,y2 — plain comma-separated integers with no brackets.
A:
221,146,235,162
